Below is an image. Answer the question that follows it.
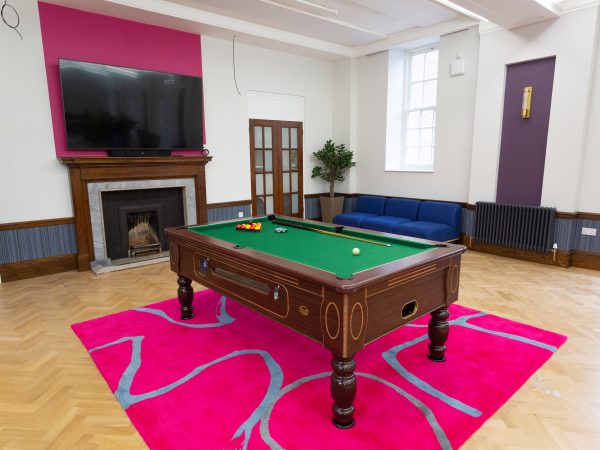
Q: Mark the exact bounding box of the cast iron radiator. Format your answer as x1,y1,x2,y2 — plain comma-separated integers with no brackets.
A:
474,202,556,252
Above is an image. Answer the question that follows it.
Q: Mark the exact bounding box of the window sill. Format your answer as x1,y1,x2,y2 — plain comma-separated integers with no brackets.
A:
384,168,434,173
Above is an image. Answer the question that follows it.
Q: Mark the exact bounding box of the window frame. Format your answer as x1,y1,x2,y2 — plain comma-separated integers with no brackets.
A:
400,45,439,172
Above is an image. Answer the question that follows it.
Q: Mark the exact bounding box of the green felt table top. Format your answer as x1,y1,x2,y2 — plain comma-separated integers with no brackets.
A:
188,216,435,279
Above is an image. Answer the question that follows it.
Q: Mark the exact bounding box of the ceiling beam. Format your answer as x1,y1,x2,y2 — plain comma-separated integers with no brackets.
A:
351,16,478,57
435,0,560,29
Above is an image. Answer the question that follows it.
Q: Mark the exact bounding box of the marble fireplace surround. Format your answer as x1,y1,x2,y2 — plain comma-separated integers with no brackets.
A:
88,178,195,265
60,157,212,271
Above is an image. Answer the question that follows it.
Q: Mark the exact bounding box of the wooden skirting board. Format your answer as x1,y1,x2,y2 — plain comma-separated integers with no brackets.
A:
0,253,78,283
2,208,599,282
461,234,600,270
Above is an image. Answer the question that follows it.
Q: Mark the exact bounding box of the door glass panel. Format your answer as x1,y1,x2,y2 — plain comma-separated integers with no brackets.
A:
255,174,264,195
264,150,273,172
254,126,262,148
264,127,273,149
290,150,298,170
255,150,264,172
283,174,290,193
290,128,298,149
282,128,289,148
265,173,273,195
250,120,302,218
256,197,265,215
282,150,290,171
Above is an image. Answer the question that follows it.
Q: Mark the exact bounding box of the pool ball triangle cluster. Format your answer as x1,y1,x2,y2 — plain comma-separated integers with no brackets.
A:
235,222,262,232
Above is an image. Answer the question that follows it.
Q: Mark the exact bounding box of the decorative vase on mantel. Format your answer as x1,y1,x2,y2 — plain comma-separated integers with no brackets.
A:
311,139,356,224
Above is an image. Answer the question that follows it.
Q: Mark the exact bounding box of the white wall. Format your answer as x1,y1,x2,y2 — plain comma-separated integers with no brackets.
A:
354,51,390,194
0,0,72,223
352,28,479,201
5,2,600,224
201,36,334,203
331,57,358,194
578,7,600,213
469,7,600,212
0,20,335,223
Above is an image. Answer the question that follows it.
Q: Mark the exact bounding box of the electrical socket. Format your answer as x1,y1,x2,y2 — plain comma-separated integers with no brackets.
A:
238,211,244,218
581,227,597,236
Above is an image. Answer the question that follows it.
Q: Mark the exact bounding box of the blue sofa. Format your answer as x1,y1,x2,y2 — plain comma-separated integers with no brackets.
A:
393,201,462,242
361,198,421,233
332,197,461,242
331,195,386,228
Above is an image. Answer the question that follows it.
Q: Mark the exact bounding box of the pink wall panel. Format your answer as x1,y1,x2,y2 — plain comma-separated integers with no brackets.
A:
38,2,203,157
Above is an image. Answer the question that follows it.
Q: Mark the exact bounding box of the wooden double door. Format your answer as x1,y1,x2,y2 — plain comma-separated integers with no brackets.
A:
250,120,303,218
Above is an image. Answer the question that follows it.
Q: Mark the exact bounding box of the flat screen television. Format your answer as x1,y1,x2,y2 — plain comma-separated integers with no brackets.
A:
59,59,203,154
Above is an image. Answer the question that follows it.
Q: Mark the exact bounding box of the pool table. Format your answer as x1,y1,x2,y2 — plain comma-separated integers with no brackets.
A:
166,215,466,428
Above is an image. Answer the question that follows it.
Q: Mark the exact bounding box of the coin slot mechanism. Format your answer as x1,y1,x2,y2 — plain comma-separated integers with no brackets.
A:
213,267,269,294
198,257,209,274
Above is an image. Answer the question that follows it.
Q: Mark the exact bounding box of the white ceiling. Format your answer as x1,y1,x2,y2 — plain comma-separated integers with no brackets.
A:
45,0,563,59
178,0,459,46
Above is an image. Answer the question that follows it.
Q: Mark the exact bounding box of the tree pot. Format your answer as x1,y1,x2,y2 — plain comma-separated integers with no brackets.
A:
319,195,345,223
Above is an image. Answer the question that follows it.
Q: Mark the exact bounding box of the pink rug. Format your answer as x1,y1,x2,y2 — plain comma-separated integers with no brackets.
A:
72,290,566,449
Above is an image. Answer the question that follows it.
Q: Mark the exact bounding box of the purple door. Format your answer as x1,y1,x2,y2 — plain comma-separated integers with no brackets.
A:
496,57,556,206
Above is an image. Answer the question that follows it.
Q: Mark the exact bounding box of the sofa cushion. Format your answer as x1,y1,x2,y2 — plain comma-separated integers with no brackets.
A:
417,201,461,231
362,215,413,233
333,212,378,228
355,195,387,215
384,198,421,221
393,221,459,242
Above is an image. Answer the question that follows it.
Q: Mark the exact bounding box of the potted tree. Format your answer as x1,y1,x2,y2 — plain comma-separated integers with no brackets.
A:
311,139,356,223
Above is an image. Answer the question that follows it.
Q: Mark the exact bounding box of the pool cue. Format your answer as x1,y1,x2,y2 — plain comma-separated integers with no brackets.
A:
270,218,391,247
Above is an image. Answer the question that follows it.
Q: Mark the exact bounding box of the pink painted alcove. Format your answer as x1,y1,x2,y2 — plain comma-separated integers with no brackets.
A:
38,2,204,157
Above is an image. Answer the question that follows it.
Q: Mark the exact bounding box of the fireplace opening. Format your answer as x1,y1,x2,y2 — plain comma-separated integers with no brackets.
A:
127,211,162,257
102,187,184,261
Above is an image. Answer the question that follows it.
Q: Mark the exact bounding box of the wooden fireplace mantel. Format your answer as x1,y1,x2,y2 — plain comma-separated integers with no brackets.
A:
59,156,212,271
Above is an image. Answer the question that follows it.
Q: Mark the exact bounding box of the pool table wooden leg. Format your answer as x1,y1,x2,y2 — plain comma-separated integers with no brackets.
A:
331,354,356,429
177,275,194,320
428,306,450,362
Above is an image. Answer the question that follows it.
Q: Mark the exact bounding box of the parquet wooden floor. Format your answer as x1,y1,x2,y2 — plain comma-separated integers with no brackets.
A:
1,251,599,449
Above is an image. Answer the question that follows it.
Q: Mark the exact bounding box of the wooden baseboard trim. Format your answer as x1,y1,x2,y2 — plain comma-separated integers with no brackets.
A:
461,235,572,268
0,254,78,283
572,251,600,271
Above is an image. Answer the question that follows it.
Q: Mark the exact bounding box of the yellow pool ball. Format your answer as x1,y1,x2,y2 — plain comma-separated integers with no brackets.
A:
352,247,360,255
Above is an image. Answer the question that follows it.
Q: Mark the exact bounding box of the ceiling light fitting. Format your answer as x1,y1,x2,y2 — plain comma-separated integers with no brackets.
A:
433,0,489,22
260,0,338,19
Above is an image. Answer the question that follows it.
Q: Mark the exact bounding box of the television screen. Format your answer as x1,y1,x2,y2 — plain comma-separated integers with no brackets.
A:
59,59,203,150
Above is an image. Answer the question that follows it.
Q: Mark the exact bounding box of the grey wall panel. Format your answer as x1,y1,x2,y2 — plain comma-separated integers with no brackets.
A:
304,197,321,219
553,219,576,251
0,223,77,264
343,197,357,213
207,204,252,223
462,208,475,235
576,219,600,253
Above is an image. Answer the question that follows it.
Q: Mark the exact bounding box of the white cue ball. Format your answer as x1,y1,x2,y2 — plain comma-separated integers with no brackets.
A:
352,247,360,255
